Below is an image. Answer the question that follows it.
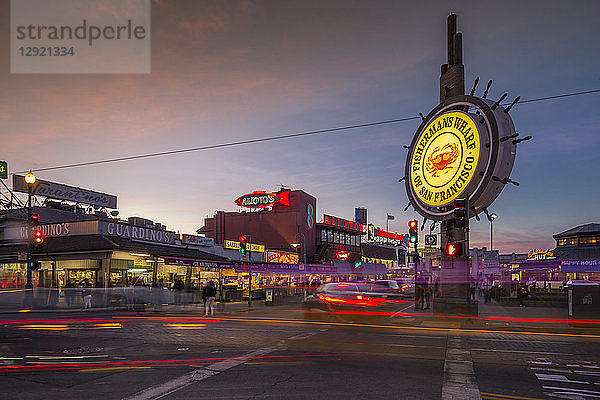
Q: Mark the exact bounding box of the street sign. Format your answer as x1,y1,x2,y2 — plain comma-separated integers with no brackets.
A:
224,240,265,253
0,161,7,179
425,234,437,246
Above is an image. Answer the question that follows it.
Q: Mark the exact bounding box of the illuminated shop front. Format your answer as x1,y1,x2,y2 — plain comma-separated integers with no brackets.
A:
0,207,228,289
317,214,364,264
200,189,376,267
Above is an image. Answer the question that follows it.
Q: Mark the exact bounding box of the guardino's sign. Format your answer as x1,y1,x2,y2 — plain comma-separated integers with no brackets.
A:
235,190,290,209
13,175,117,209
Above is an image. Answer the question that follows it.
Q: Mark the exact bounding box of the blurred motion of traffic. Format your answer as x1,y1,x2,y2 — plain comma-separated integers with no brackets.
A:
2,2,600,400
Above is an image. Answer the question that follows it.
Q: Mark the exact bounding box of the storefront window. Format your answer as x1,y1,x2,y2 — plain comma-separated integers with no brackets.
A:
321,229,327,242
558,237,577,246
328,230,334,243
580,236,600,245
334,232,340,243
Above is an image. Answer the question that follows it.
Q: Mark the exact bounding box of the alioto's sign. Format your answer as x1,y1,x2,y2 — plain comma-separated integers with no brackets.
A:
235,190,290,209
410,111,480,206
322,214,363,233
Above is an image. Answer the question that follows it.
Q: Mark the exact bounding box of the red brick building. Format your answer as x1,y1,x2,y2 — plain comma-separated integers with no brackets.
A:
197,189,365,264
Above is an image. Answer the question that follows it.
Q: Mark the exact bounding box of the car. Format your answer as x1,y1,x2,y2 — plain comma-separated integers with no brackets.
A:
372,280,402,299
395,278,415,296
302,282,395,310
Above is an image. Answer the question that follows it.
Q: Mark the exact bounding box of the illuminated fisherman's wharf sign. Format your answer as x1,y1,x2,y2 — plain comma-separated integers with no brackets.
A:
410,111,480,206
527,249,557,261
235,190,290,209
405,94,519,221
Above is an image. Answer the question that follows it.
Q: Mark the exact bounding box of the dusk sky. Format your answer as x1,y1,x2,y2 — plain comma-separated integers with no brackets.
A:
1,0,599,254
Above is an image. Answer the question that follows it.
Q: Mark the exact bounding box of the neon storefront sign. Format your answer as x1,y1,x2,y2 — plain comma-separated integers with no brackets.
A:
235,190,290,209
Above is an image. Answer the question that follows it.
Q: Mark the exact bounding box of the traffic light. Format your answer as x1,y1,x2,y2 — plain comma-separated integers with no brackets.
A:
408,220,418,244
33,229,44,248
238,235,247,254
444,242,463,257
30,214,40,224
453,198,468,228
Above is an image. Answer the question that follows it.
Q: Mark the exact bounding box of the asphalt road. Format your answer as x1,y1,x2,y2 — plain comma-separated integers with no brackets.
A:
1,309,599,400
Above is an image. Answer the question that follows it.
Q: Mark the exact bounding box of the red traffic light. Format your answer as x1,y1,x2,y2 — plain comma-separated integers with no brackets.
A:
34,230,44,244
31,214,40,221
408,220,417,229
238,235,246,243
445,242,462,257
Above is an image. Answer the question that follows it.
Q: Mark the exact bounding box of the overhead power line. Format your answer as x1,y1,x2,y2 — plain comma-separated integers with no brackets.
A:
16,88,600,174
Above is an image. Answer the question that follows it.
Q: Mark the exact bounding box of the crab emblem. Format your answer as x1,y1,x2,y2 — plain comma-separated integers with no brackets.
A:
425,142,460,177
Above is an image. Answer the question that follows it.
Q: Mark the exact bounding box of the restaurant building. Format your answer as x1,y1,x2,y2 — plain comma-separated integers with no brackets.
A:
198,188,408,272
198,189,371,265
471,223,600,286
0,205,228,289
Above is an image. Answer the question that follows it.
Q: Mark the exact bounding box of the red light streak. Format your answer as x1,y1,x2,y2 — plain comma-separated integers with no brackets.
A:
297,310,600,324
0,354,337,373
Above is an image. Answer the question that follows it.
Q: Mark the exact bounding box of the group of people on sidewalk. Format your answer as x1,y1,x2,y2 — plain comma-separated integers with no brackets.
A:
63,278,93,309
414,273,439,310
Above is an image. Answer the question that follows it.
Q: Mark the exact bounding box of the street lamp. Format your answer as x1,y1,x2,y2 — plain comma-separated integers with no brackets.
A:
25,171,36,290
489,213,497,251
293,233,307,298
293,233,306,265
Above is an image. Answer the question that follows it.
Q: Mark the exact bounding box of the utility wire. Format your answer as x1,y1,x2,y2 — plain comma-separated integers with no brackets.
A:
15,88,600,174
17,116,421,174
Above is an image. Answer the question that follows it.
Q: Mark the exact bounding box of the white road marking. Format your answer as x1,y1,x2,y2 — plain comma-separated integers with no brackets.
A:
391,304,414,317
530,367,573,374
441,337,481,400
535,373,590,384
123,347,275,400
543,386,600,395
288,332,319,340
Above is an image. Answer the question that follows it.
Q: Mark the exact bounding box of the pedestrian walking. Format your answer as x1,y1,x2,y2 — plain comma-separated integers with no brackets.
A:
517,284,529,307
152,278,164,309
415,273,425,310
173,277,184,306
201,282,208,308
424,280,431,310
81,279,92,310
64,279,75,307
204,280,217,316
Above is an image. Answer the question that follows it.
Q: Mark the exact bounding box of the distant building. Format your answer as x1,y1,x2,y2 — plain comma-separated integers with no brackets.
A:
553,223,600,260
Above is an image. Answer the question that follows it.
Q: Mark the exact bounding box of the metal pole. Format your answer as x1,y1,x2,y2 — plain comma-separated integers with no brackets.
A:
490,219,493,251
25,186,33,289
247,234,252,307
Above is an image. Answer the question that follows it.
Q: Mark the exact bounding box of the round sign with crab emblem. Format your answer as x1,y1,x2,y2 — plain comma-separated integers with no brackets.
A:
405,95,517,221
